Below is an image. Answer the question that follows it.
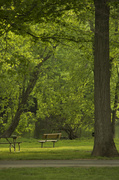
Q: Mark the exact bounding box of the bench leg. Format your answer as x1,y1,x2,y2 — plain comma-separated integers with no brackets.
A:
14,143,16,152
53,142,55,148
9,144,11,152
41,142,44,148
18,143,20,151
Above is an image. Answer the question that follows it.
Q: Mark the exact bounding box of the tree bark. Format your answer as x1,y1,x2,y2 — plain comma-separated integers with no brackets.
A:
92,0,119,157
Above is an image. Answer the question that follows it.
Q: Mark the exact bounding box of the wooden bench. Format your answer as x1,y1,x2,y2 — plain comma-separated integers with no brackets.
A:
0,136,22,152
38,133,62,148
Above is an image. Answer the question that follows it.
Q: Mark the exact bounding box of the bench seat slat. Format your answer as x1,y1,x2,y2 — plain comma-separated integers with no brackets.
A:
38,140,46,143
46,140,57,142
0,142,22,144
0,142,12,144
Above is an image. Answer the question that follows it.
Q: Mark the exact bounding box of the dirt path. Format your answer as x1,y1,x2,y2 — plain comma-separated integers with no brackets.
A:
1,160,119,168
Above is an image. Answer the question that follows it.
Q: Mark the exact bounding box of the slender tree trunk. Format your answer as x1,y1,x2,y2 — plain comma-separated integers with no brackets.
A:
111,14,119,137
34,120,41,138
112,84,118,138
1,50,52,138
92,0,118,157
112,69,119,138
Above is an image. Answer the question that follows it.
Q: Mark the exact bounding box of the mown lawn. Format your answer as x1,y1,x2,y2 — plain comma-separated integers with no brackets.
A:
0,167,119,180
0,138,119,180
0,137,94,160
0,137,119,160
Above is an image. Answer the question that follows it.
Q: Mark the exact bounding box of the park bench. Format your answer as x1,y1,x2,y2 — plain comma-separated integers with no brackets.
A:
38,133,62,148
0,135,22,152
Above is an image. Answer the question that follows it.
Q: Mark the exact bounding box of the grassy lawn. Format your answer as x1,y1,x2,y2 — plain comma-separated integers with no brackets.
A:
0,167,119,180
0,137,94,160
0,137,119,160
0,138,119,180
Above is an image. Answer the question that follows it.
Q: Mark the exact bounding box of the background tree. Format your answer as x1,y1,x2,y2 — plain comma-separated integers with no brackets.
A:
0,0,119,156
33,41,94,139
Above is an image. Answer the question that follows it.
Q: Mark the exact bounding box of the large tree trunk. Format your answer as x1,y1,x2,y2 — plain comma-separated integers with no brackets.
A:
92,0,118,157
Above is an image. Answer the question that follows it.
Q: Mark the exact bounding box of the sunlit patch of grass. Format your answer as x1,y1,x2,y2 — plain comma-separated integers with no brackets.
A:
0,139,93,159
0,138,119,160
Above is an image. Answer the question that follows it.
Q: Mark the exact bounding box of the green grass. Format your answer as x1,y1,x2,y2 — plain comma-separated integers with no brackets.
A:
0,137,94,160
0,137,119,160
1,138,119,180
0,167,119,180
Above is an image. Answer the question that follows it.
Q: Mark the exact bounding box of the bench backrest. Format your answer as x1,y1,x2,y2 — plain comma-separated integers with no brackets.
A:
43,133,62,140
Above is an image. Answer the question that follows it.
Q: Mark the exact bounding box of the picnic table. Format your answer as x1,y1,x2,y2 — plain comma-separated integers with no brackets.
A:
0,135,22,152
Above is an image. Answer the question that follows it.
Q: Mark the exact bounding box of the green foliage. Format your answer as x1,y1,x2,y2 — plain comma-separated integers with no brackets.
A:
0,0,119,138
16,112,36,135
0,0,96,137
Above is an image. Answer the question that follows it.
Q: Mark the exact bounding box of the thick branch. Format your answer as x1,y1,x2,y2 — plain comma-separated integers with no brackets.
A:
1,49,52,137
